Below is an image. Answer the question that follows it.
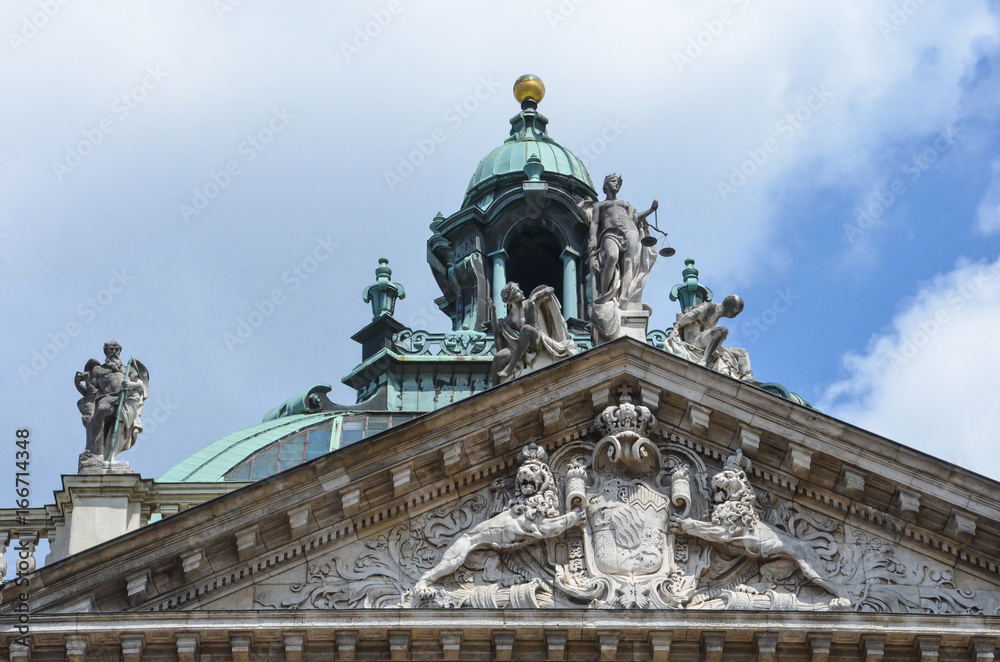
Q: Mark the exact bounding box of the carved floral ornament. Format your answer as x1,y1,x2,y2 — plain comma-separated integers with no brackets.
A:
257,387,992,613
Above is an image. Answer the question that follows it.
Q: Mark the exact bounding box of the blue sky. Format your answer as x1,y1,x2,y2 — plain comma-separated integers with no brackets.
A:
4,0,1000,512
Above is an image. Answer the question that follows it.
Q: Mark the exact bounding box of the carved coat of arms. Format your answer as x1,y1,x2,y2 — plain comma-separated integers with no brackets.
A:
258,386,994,614
552,392,709,609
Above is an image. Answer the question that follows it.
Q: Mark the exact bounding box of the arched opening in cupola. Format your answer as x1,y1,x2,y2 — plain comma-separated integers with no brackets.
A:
506,225,563,308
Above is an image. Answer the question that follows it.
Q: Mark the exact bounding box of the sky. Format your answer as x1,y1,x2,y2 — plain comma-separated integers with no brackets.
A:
3,0,1000,518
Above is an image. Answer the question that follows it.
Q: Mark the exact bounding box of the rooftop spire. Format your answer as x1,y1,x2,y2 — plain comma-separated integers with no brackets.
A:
508,74,550,142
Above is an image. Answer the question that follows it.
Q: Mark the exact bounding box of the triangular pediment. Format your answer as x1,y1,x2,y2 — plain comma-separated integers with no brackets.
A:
7,339,1000,619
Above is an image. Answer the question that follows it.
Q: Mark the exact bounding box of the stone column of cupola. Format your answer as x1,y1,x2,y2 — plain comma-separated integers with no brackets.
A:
489,249,509,318
560,247,580,320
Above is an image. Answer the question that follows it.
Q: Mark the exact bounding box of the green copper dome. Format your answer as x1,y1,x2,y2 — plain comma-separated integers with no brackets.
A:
463,99,595,208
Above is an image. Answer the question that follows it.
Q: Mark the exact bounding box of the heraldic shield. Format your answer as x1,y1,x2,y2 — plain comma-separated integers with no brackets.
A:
255,383,948,612
552,390,714,609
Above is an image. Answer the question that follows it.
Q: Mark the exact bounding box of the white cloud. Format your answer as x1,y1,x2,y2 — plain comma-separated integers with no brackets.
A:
819,256,1000,479
976,159,1000,234
3,1,1000,494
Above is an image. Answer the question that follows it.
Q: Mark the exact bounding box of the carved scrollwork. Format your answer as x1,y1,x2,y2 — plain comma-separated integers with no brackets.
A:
255,393,995,614
392,329,495,357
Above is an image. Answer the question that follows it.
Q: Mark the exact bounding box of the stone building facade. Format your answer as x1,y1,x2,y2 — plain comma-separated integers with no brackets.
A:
4,76,1000,661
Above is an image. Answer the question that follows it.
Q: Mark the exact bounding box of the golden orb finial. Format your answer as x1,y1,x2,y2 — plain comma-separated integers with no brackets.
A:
513,74,545,105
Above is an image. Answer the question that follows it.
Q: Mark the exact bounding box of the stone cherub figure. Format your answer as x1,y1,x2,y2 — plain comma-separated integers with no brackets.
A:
75,341,149,473
666,294,755,382
577,174,659,342
409,443,584,602
670,451,851,610
490,282,576,385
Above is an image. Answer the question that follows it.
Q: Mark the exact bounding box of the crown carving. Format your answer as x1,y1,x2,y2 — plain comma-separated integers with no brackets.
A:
518,442,549,465
596,400,655,437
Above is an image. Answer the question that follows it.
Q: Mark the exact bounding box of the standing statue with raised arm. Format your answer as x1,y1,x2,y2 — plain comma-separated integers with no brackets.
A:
75,341,149,474
577,174,659,342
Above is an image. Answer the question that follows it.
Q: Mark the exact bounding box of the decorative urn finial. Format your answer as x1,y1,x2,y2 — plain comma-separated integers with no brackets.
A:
362,258,406,321
523,153,544,182
669,258,714,312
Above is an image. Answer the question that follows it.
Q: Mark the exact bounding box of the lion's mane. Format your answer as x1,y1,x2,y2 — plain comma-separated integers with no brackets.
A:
509,459,559,521
709,467,760,536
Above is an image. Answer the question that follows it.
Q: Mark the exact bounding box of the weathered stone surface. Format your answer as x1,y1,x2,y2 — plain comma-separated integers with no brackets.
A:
683,402,711,433
491,282,577,385
65,635,87,662
892,488,922,520
175,635,198,662
734,424,761,458
283,634,304,662
809,634,831,662
7,341,1000,631
649,632,671,662
121,634,144,662
75,341,149,473
578,174,658,344
664,293,755,382
839,467,866,498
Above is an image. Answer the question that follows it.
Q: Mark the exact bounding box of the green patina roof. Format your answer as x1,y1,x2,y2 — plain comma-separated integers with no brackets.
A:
158,412,338,483
760,382,814,409
463,104,595,207
467,138,593,194
262,384,332,422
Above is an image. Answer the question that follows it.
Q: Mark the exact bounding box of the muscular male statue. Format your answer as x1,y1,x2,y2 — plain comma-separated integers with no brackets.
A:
491,282,576,385
75,341,149,471
670,295,754,381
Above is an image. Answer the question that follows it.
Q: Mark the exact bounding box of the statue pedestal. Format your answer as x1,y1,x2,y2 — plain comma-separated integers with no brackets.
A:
617,307,651,342
78,451,133,475
52,474,152,561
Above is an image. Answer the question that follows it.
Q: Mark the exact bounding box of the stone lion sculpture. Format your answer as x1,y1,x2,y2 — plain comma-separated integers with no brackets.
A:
409,443,583,600
670,450,851,610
